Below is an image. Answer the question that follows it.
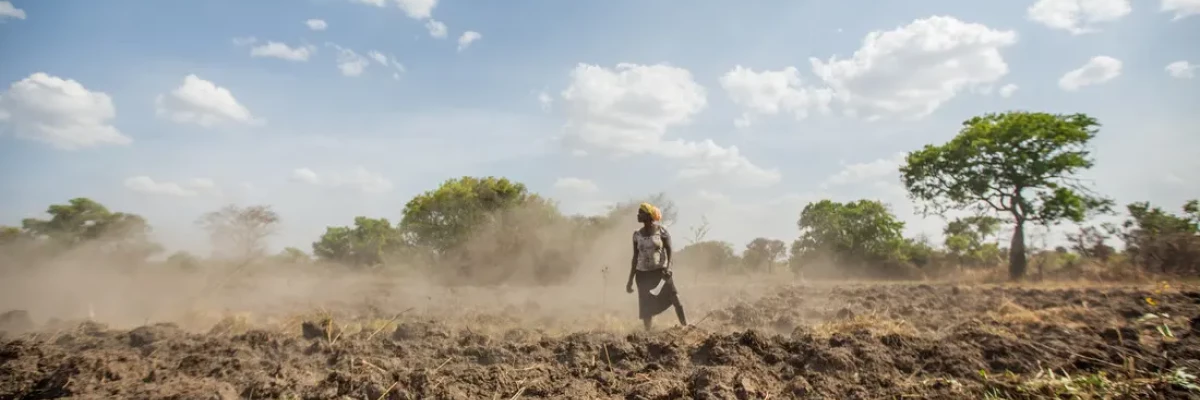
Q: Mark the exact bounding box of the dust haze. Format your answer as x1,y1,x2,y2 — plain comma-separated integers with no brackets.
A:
0,199,792,333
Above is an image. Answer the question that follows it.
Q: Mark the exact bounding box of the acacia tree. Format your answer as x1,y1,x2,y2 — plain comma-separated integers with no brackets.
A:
196,204,281,261
400,176,558,253
900,111,1112,280
793,199,906,271
312,216,407,267
742,237,787,272
19,197,162,260
674,240,740,272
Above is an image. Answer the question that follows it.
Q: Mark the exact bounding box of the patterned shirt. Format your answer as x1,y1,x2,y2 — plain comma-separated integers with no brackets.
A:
633,225,671,271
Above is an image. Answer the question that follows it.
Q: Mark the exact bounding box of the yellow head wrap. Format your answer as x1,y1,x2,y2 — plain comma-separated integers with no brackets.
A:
638,202,662,222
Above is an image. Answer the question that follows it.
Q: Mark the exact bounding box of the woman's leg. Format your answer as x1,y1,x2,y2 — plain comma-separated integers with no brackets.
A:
662,276,688,326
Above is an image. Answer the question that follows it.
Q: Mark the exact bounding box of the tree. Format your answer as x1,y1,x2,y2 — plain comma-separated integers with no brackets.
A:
742,237,786,272
674,240,740,272
19,197,161,260
312,217,407,267
900,111,1113,280
400,176,555,253
276,247,313,264
0,226,23,245
196,204,281,261
943,215,1003,267
793,199,906,270
1114,200,1199,275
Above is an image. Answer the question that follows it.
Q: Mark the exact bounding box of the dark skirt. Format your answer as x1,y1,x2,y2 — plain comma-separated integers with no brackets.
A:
634,268,680,319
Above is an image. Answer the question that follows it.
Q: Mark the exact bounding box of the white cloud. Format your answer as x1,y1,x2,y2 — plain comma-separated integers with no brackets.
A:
249,41,315,62
124,176,220,197
537,91,553,111
822,153,905,188
328,44,370,77
0,72,131,150
719,65,833,127
425,19,447,38
0,1,25,20
560,63,781,186
291,168,321,185
367,50,406,79
809,16,1018,120
998,83,1019,98
352,0,438,19
1058,56,1122,91
155,74,261,127
1161,0,1200,20
397,0,438,19
1166,61,1196,79
290,166,393,194
306,19,328,31
1027,0,1131,34
553,177,599,194
457,31,481,52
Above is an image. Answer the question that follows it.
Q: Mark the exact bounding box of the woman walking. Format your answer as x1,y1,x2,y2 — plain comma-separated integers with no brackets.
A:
625,202,688,330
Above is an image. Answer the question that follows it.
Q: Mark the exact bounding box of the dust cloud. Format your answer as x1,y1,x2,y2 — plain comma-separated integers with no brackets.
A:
0,202,793,334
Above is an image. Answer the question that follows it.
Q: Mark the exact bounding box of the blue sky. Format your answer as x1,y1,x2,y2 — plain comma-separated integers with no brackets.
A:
1,0,1197,256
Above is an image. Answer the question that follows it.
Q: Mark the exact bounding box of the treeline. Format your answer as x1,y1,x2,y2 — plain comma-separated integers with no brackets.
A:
1,111,1198,282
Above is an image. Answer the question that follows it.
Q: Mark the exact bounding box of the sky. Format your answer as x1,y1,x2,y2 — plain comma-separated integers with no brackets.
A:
0,0,1198,256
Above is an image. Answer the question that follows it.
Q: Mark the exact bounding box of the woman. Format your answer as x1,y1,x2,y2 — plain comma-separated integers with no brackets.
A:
625,202,688,330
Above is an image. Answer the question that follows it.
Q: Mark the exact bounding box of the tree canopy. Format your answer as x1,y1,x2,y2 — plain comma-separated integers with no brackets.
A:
1113,200,1199,275
400,176,557,253
18,197,161,260
793,199,906,269
943,215,1003,267
196,204,281,261
674,240,740,272
900,111,1112,279
312,217,407,267
742,237,786,272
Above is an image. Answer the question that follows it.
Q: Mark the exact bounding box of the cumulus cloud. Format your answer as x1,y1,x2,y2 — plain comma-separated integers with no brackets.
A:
155,74,261,127
809,16,1018,120
425,19,447,38
124,176,220,197
0,72,131,150
457,31,481,52
290,166,393,194
1058,56,1122,91
719,65,833,127
1161,0,1200,20
1027,0,1131,34
560,63,781,186
249,41,315,62
0,1,25,20
822,153,906,188
351,0,438,20
1166,61,1196,79
306,19,328,31
553,177,599,194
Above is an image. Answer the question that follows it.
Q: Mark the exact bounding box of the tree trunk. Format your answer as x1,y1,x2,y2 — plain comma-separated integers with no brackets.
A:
1009,220,1027,280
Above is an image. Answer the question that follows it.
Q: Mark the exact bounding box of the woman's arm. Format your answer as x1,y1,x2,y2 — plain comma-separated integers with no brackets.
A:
628,234,639,285
661,226,673,270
